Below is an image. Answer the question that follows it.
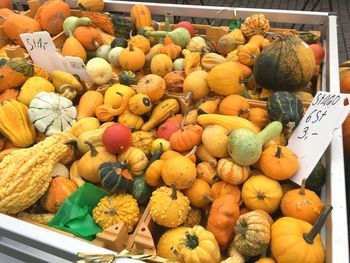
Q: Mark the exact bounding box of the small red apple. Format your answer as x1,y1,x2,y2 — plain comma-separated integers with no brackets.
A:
176,21,195,37
102,124,132,153
309,44,325,65
157,120,181,141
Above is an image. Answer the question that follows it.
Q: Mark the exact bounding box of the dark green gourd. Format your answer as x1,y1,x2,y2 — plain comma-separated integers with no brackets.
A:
99,161,133,193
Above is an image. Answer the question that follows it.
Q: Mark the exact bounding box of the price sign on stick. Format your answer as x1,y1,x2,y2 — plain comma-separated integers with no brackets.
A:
20,32,90,80
288,91,350,185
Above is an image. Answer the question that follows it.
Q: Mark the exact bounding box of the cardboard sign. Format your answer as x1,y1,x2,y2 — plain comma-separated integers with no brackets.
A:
20,32,90,80
288,91,350,185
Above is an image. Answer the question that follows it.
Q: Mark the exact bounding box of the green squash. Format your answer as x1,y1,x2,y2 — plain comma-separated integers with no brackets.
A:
267,91,303,130
119,70,138,85
253,34,315,92
305,161,326,192
111,38,128,48
227,121,283,166
99,161,134,193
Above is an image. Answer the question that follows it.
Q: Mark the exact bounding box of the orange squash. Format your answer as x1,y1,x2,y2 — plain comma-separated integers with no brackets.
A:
163,71,185,93
150,54,173,77
130,4,152,30
145,159,164,187
207,194,240,250
211,181,241,204
248,34,265,49
41,176,77,213
237,43,260,66
35,0,71,36
184,179,212,208
119,45,146,72
170,124,203,152
62,35,87,62
217,158,250,186
3,14,41,47
136,74,166,102
248,107,269,129
219,94,250,119
77,91,104,120
74,26,103,51
128,34,150,54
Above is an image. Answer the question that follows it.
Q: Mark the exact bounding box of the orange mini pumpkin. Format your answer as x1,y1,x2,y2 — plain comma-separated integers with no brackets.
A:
170,124,203,152
150,54,173,77
119,44,146,72
184,178,212,208
211,181,241,204
219,94,250,119
136,74,166,102
237,43,260,66
259,145,299,181
128,34,150,54
73,26,103,51
248,107,268,129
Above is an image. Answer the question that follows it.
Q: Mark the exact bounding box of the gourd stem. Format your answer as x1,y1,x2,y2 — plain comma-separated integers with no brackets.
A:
180,112,187,130
170,247,180,257
203,194,213,202
170,183,177,200
299,178,307,195
275,146,283,158
64,139,79,158
186,146,198,157
234,225,247,236
185,231,199,249
303,205,333,244
257,192,265,200
129,44,134,52
238,109,248,117
85,141,98,157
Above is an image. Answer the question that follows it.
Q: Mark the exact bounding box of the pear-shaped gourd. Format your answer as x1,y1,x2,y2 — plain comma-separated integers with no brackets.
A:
61,35,87,62
227,121,283,166
50,71,84,100
142,27,191,48
63,16,91,36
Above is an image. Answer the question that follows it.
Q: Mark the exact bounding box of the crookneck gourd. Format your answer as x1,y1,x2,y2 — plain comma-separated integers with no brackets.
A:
0,132,76,214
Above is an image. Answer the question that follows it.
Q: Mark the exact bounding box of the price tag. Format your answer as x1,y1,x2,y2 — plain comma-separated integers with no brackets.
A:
20,32,89,80
288,91,350,185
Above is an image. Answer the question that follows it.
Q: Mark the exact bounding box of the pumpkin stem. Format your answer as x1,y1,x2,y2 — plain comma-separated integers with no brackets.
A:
299,178,307,195
257,192,265,200
64,139,79,158
186,146,198,157
275,146,283,158
105,208,117,216
234,225,247,236
59,84,77,100
129,44,134,52
238,109,248,117
203,194,213,202
85,141,98,157
180,112,187,130
93,40,100,48
170,182,177,200
303,205,333,244
185,91,193,104
184,231,199,249
170,247,180,257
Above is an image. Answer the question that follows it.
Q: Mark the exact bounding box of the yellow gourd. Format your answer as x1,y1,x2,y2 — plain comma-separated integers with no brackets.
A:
18,77,55,106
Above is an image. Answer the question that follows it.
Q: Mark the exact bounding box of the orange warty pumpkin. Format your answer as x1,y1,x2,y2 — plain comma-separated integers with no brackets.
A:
219,94,250,119
73,26,103,51
136,74,166,102
163,71,185,93
170,124,203,152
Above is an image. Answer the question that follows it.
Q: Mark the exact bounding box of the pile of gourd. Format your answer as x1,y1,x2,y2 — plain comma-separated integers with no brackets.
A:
0,1,329,263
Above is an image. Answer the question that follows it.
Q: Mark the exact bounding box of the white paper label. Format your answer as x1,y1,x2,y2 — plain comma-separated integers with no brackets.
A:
20,32,89,80
288,91,350,185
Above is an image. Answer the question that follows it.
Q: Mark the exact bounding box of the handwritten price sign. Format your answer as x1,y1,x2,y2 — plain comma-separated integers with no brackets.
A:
288,91,350,185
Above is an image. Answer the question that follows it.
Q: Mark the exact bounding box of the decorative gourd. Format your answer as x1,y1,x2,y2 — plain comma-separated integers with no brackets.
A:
186,36,207,52
207,194,240,250
50,70,84,100
217,158,250,186
108,47,124,67
162,155,197,189
128,94,152,116
0,58,34,91
305,161,326,192
201,125,229,158
63,16,91,36
183,207,202,227
3,14,41,47
142,26,191,48
0,100,36,147
237,62,253,78
248,34,265,49
219,94,250,119
130,4,152,30
0,89,18,103
242,175,283,213
61,35,87,62
136,74,166,102
34,0,71,36
170,124,203,152
99,161,133,193
78,142,116,183
118,45,146,71
183,110,198,125
259,145,299,180
196,144,217,167
241,14,270,38
111,38,128,48
77,91,104,120
131,131,154,156
28,92,76,136
267,91,304,130
86,57,113,85
76,124,112,153
208,62,245,96
128,34,150,54
95,44,111,61
17,77,54,107
174,58,185,71
159,37,182,60
145,159,164,187
78,0,104,11
196,162,218,185
174,225,221,263
0,132,75,214
157,119,181,141
197,98,221,115
225,246,245,263
119,70,138,85
93,194,139,232
184,179,212,208
157,227,191,259
149,184,190,227
183,70,210,100
69,161,85,187
151,138,171,154
227,121,283,166
249,107,269,130
117,147,148,176
217,29,245,55
151,54,173,77
74,25,103,50
233,210,272,256
226,50,239,63
142,99,180,131
281,179,323,224
118,110,144,130
271,206,332,263
69,117,100,138
253,34,315,91
211,181,241,204
164,71,185,93
182,49,202,76
237,43,260,66
41,176,77,213
201,53,226,70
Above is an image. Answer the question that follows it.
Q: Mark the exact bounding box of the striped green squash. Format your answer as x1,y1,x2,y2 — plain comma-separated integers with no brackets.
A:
267,91,303,129
99,161,134,193
253,34,315,91
119,70,138,85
